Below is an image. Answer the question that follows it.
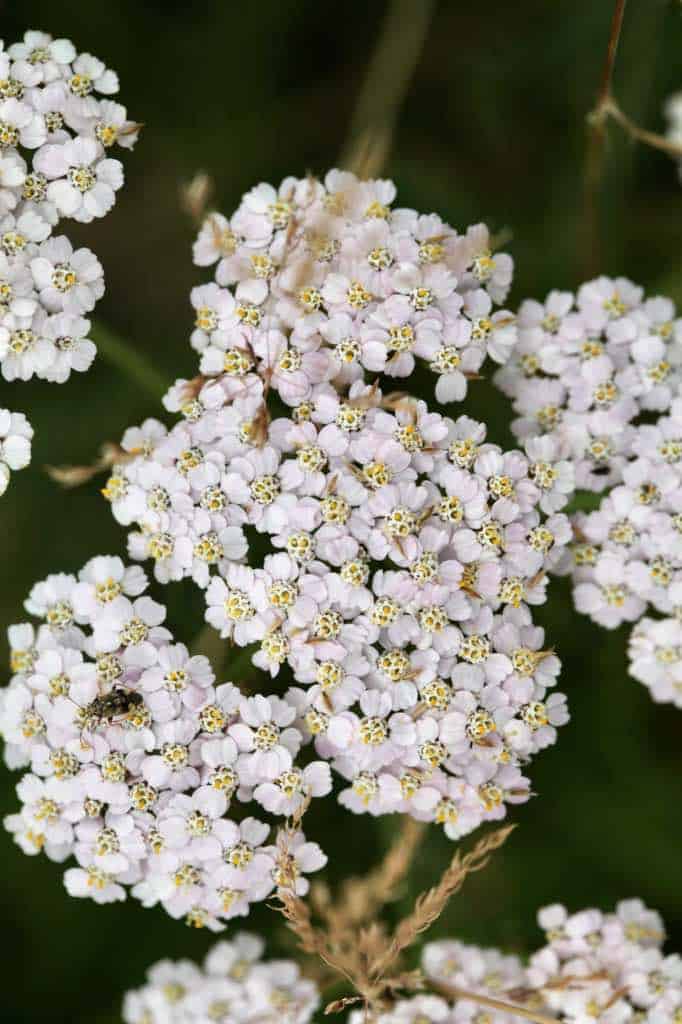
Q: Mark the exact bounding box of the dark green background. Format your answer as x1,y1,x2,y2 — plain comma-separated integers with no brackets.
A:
0,2,680,1021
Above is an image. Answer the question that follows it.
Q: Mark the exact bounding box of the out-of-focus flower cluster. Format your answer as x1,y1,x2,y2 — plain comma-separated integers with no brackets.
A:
122,901,682,1024
0,29,139,491
101,171,570,843
360,899,682,1024
0,555,329,929
495,278,682,708
0,406,31,494
122,933,319,1024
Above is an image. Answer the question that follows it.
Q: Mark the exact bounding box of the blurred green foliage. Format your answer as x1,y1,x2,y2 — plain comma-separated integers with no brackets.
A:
0,2,680,1021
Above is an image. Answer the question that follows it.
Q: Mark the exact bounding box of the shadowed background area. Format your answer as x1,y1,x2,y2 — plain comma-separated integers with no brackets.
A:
0,2,680,1021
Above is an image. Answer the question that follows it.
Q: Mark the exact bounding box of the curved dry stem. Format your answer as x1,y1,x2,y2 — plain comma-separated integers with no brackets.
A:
604,97,682,158
45,441,132,489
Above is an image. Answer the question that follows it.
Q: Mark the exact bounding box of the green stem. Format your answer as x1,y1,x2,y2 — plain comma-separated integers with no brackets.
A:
564,491,604,516
91,320,170,400
190,623,258,686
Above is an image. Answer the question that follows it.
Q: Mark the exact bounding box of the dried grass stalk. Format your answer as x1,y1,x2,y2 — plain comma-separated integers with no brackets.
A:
328,818,427,932
369,825,515,979
272,807,514,1017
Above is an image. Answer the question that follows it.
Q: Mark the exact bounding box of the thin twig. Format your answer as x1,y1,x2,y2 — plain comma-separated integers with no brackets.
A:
339,0,437,177
583,0,628,276
433,981,557,1024
604,98,682,158
597,0,628,107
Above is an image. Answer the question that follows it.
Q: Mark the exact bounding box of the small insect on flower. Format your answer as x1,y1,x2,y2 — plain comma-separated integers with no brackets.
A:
83,686,144,726
0,555,327,928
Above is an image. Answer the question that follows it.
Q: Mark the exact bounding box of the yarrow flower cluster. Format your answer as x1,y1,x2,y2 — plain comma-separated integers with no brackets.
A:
495,278,682,708
0,554,329,929
360,899,682,1024
0,29,139,491
122,901,682,1024
98,171,570,843
122,933,319,1024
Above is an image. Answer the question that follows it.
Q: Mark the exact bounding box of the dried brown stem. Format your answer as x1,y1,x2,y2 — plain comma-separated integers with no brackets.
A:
604,97,682,158
541,969,609,992
583,0,628,276
45,442,131,488
433,981,557,1024
325,818,427,932
273,811,513,1016
597,0,627,107
275,884,369,999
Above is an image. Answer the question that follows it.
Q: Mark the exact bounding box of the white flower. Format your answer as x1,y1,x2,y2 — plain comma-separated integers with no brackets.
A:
41,312,96,381
34,136,122,222
0,408,32,494
0,308,55,381
0,152,26,213
66,52,119,117
8,32,76,84
0,97,46,149
64,866,126,903
229,695,301,783
31,235,104,312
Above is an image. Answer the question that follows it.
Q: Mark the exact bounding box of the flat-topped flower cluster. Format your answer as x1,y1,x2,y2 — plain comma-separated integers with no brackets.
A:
367,899,681,1024
122,933,319,1024
496,279,682,707
0,555,329,929
100,171,570,841
0,29,139,492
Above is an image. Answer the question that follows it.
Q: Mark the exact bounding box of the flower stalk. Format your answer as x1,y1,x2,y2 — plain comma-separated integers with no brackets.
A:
583,0,628,276
90,320,169,399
